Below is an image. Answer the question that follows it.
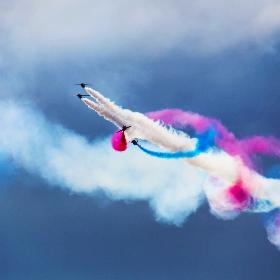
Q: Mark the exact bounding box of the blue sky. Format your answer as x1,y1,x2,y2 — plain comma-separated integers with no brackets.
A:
1,1,280,279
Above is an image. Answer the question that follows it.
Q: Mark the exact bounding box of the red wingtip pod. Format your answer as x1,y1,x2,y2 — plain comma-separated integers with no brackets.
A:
111,130,128,152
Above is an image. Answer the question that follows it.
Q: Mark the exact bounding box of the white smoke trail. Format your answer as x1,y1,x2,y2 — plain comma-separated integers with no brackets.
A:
0,100,206,225
84,87,197,151
83,87,239,185
81,87,280,212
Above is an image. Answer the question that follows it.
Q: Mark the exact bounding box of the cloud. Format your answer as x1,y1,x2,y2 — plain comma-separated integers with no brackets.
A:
0,100,206,224
1,0,280,58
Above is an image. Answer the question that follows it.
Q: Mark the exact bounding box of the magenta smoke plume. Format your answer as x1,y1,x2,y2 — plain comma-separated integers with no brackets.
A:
146,109,280,169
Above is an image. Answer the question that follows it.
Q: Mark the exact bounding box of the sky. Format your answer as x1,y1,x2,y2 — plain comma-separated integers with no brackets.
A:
1,1,280,279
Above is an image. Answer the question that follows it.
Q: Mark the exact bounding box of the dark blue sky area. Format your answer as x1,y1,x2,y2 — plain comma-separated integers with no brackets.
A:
0,172,279,280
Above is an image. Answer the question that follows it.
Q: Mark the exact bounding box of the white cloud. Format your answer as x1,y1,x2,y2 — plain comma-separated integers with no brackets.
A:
1,0,280,58
0,100,206,224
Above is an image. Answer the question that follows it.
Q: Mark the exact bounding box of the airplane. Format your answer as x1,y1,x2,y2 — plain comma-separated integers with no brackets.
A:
76,93,90,99
117,125,131,132
131,139,138,145
75,83,90,88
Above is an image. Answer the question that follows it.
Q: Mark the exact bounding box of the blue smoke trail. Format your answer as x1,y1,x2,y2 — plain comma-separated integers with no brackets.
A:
133,128,216,159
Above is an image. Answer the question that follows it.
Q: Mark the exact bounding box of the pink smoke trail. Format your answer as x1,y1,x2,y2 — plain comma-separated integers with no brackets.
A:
146,109,280,169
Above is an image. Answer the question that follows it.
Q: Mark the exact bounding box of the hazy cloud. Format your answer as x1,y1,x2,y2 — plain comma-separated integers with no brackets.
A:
1,0,280,59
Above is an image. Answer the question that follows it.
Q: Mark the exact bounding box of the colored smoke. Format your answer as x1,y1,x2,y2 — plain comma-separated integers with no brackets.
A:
133,127,216,159
111,130,128,152
147,109,280,169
